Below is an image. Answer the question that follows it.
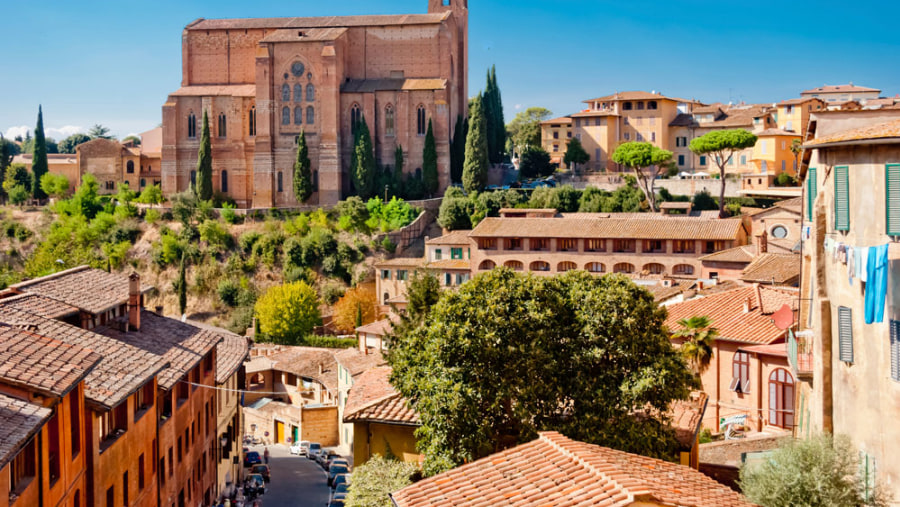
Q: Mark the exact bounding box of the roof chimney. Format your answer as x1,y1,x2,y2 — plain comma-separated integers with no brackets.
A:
756,230,768,254
128,272,141,331
743,297,752,313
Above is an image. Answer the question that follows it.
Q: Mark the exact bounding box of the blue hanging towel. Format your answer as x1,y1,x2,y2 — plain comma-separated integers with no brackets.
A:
865,244,889,324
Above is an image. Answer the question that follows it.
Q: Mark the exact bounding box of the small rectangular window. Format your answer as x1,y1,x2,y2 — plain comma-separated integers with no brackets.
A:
838,306,853,363
434,249,442,260
891,320,900,382
886,165,900,235
451,247,463,259
834,166,850,231
700,156,707,166
381,269,391,280
807,167,817,219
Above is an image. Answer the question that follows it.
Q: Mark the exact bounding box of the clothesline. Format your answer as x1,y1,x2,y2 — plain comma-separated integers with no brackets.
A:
824,237,889,324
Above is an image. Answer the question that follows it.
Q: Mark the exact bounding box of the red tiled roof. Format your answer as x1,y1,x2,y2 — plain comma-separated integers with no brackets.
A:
665,285,795,345
426,259,471,270
216,332,249,385
470,215,745,241
671,392,709,450
334,347,386,378
169,85,256,97
583,91,692,103
186,12,450,31
740,253,800,285
355,316,398,337
698,245,756,264
426,230,473,246
801,84,880,95
773,197,802,213
375,257,426,268
0,394,52,469
739,343,788,357
756,128,801,137
779,97,824,106
0,293,78,319
9,266,152,315
804,118,900,147
391,431,754,507
0,326,101,398
246,346,339,392
540,116,572,125
343,366,419,425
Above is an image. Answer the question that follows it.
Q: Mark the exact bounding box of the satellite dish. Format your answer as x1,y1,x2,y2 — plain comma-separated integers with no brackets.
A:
772,303,793,330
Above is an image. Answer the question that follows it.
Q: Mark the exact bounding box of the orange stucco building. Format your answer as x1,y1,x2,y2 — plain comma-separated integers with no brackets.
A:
160,0,468,208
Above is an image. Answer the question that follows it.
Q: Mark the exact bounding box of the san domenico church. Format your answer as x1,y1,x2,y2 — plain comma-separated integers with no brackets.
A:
160,0,468,208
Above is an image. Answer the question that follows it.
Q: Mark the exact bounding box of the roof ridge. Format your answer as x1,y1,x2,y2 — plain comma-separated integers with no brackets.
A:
9,265,92,289
344,391,400,419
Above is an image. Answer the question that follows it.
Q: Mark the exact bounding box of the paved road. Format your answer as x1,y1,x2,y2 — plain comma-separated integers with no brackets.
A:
246,444,330,507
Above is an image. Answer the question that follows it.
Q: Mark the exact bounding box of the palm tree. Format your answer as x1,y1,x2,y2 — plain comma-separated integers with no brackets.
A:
673,315,718,389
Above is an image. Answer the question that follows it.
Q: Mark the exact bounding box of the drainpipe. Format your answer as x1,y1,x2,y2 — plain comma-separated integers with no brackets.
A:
37,430,44,507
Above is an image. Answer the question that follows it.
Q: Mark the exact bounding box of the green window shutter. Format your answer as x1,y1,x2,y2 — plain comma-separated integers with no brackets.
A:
807,167,817,219
838,306,853,363
886,164,900,235
891,320,900,382
834,166,850,231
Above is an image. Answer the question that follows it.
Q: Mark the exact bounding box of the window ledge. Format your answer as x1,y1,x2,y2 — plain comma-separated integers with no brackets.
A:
99,428,127,454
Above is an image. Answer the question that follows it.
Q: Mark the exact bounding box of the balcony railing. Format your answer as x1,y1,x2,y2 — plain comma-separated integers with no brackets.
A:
788,329,813,378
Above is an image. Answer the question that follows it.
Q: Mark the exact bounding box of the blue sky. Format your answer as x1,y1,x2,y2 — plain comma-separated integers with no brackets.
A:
2,0,898,140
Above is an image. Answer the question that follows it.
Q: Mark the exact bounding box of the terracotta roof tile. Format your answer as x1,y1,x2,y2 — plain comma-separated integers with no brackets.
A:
375,257,426,268
0,309,167,410
582,91,692,103
470,215,744,241
669,112,697,127
779,97,824,106
259,27,348,43
246,346,339,392
0,293,78,319
169,85,256,97
804,118,900,147
341,78,447,93
756,128,801,137
740,253,800,285
540,116,572,125
739,343,788,357
334,348,386,378
801,84,880,94
426,259,471,270
94,310,221,391
187,12,450,31
773,197,803,213
698,245,756,263
665,285,795,345
343,366,419,425
0,394,52,469
0,326,101,398
671,392,709,450
215,331,250,385
10,266,152,315
391,431,754,507
426,230,473,246
355,315,399,337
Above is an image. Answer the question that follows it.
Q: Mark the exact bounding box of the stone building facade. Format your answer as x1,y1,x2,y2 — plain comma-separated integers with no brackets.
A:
161,1,468,208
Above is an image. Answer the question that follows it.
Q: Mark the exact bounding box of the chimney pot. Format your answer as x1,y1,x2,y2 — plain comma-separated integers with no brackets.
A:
128,272,141,331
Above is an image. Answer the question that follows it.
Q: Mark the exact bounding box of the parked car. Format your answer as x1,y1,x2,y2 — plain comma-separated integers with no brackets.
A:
243,451,262,468
327,500,345,507
328,463,350,486
331,482,350,501
325,456,348,470
311,448,328,466
290,440,310,456
250,464,271,483
318,450,339,468
307,442,322,460
332,473,351,491
245,473,266,496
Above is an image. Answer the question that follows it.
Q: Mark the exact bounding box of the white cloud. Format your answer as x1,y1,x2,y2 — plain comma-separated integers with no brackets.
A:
47,125,85,140
3,126,29,139
515,104,522,110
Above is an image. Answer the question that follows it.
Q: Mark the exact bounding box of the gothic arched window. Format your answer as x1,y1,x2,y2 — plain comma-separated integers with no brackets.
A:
294,84,303,102
282,83,291,102
416,105,426,135
350,104,361,135
249,106,256,136
218,113,227,138
187,112,197,138
282,107,290,125
306,84,315,101
294,106,303,125
307,106,315,125
221,170,228,193
385,105,395,136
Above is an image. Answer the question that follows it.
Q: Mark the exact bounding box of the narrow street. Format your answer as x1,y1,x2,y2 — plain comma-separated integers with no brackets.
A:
245,444,330,507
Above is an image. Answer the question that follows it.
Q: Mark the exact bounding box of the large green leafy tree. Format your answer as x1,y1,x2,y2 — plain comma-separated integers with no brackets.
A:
449,115,467,184
388,269,693,476
351,115,376,199
563,137,590,173
254,281,322,344
422,119,438,196
506,107,552,155
293,130,313,203
57,133,91,154
611,142,673,213
740,433,891,507
88,124,114,140
462,94,489,193
344,455,418,507
689,129,757,218
518,146,553,179
32,106,49,200
195,111,213,201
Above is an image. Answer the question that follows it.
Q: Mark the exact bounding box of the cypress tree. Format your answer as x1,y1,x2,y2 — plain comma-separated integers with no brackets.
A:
394,145,405,197
293,130,313,202
462,94,489,194
422,119,438,196
490,66,506,164
177,254,187,316
355,301,363,328
195,110,213,201
351,115,376,199
482,68,497,166
32,106,48,200
450,115,466,184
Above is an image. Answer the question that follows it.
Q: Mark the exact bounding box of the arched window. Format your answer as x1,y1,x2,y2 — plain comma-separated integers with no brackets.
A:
126,160,134,174
385,105,395,136
416,105,426,135
294,84,302,102
249,106,256,136
282,83,290,102
613,262,634,274
190,170,197,187
643,263,665,275
731,351,750,393
530,261,550,272
585,262,605,273
294,106,303,125
306,84,315,101
282,107,291,125
307,106,315,125
503,260,523,271
221,170,228,193
187,112,197,138
140,178,146,187
350,104,361,135
277,171,283,193
218,113,227,138
478,260,495,270
768,368,794,429
673,264,694,276
557,261,577,272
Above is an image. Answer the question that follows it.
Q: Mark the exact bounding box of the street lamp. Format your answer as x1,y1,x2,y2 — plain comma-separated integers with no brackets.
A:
384,185,388,202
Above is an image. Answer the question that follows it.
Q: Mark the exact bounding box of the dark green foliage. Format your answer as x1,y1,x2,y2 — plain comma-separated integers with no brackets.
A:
344,454,418,507
196,111,213,201
335,196,369,233
422,119,438,196
689,129,758,218
217,279,240,307
506,107,553,155
450,115,467,184
774,172,798,187
171,191,201,228
299,335,358,349
176,254,187,315
88,124,113,139
691,189,719,211
393,146,405,197
563,137,590,172
518,146,553,179
387,269,693,476
380,236,396,254
293,130,313,202
0,134,19,171
351,116,377,199
463,95,489,193
482,66,506,164
3,164,32,196
57,133,91,154
611,142,673,213
31,106,48,200
238,231,262,254
437,197,472,230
